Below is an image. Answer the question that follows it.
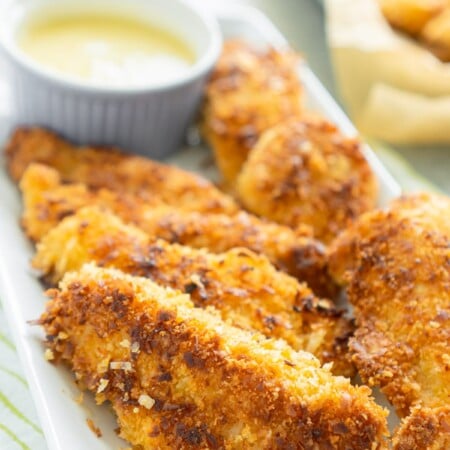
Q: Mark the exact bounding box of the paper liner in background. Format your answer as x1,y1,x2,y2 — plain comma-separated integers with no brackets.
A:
325,0,450,145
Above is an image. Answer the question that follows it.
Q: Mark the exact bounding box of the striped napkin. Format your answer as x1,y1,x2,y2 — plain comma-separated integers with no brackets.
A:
0,308,46,450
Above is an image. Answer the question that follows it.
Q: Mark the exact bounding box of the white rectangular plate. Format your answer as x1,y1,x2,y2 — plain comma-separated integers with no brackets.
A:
0,5,402,450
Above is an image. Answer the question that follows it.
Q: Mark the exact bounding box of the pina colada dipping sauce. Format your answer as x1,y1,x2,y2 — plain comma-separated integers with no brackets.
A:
18,13,196,87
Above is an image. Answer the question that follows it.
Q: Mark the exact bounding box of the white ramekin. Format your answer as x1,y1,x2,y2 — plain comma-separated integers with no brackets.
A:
0,0,221,158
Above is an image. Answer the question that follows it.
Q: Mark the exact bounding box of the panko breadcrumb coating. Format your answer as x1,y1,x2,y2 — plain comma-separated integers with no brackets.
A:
40,264,389,449
328,193,450,449
33,206,355,377
20,163,338,298
201,40,303,187
236,116,378,243
392,406,450,450
5,127,238,214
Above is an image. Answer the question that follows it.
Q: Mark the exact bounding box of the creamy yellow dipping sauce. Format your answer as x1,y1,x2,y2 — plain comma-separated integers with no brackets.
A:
18,13,196,87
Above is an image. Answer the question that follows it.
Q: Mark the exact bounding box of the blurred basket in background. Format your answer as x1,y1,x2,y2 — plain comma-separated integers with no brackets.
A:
325,0,450,146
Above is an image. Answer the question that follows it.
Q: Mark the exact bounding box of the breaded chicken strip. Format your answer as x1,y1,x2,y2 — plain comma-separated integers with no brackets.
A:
237,117,378,243
328,193,450,449
33,206,354,376
5,127,238,214
378,0,447,36
20,163,338,298
40,264,388,449
201,40,303,187
392,405,450,450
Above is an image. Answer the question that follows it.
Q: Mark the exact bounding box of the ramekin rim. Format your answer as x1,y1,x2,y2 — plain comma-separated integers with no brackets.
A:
0,0,222,95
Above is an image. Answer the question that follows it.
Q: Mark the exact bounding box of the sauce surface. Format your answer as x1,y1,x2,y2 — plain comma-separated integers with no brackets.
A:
18,13,195,87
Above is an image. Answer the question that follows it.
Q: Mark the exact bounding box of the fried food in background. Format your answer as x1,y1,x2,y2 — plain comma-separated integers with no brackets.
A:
20,164,338,298
5,127,238,215
33,206,355,377
328,193,450,449
40,264,388,449
201,40,303,187
378,0,447,35
236,116,378,243
421,7,450,61
378,0,450,62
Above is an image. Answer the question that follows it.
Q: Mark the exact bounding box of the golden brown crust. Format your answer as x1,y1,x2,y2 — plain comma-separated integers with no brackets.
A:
40,264,388,449
328,193,450,445
20,163,338,298
135,210,337,299
201,40,303,187
327,209,388,287
393,406,450,450
5,127,238,214
33,206,355,377
236,116,378,243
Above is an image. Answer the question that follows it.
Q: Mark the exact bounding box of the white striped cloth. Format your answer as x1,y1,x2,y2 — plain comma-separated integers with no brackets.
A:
0,305,46,450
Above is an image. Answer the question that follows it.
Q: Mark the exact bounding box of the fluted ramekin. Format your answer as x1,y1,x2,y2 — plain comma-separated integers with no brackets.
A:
0,0,221,158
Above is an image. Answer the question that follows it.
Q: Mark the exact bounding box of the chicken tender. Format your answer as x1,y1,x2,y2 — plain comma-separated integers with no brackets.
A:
20,164,338,298
237,117,378,243
328,193,450,449
378,0,447,36
33,206,355,376
5,127,238,214
392,406,450,450
201,40,303,187
39,264,388,449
